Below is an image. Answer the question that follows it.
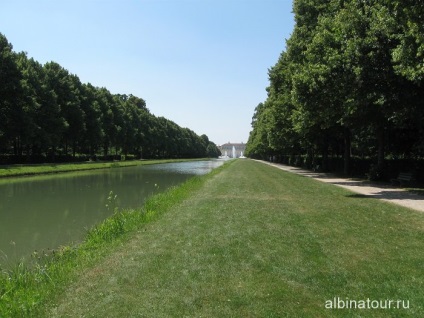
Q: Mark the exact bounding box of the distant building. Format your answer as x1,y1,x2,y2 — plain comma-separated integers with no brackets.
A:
219,142,246,158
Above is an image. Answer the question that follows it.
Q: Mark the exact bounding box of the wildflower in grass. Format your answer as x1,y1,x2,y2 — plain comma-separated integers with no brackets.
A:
106,191,119,212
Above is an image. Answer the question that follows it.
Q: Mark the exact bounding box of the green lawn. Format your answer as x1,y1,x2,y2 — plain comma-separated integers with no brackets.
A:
42,159,423,317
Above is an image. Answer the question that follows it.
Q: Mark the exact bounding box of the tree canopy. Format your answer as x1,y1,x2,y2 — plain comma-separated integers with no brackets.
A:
0,33,220,163
246,0,424,179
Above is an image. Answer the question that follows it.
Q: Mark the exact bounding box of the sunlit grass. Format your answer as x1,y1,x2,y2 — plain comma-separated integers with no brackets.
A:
1,160,423,317
48,160,423,317
0,161,227,317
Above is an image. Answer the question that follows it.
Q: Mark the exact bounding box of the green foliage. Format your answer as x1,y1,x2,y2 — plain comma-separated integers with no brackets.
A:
0,34,24,151
0,33,215,163
247,0,424,175
391,1,424,82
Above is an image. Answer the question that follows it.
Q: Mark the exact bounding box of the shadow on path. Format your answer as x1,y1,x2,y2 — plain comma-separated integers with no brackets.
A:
258,160,424,212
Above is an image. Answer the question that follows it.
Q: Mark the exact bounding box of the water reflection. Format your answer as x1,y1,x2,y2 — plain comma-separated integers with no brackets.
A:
0,160,224,265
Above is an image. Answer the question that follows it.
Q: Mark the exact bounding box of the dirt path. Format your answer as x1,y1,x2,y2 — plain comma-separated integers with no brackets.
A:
260,161,424,213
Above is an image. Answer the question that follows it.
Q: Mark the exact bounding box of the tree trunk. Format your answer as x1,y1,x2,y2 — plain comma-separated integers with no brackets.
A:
377,127,385,168
26,144,31,163
344,126,351,175
322,145,329,172
52,146,56,163
13,138,18,156
103,142,108,157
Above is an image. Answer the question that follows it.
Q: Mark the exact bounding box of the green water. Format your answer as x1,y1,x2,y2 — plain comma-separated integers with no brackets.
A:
0,160,224,266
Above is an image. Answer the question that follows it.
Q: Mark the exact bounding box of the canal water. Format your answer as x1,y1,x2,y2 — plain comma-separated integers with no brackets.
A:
0,160,225,266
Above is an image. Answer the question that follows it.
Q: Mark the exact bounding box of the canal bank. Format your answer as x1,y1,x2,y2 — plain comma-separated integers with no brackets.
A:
0,159,230,317
0,158,207,179
0,159,225,266
2,159,423,317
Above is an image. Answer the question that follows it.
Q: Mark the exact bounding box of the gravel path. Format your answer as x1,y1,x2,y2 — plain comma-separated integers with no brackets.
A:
260,161,424,213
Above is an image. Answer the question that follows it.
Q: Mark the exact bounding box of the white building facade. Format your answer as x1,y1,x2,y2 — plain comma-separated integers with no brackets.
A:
219,142,246,158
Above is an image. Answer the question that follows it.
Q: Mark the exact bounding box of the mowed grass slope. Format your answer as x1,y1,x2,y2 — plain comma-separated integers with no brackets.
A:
48,159,423,317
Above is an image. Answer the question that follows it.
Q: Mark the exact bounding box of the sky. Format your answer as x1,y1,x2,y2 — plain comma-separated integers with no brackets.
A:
0,0,294,146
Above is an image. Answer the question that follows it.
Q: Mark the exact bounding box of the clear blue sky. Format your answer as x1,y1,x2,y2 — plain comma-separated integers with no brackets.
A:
0,0,294,146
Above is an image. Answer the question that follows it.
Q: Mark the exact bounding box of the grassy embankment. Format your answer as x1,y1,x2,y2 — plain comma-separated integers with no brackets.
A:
0,159,223,317
2,159,424,317
0,158,204,178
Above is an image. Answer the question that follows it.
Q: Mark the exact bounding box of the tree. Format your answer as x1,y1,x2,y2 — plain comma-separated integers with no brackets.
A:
0,34,221,163
0,33,23,154
96,87,117,157
44,62,85,157
15,53,43,159
80,83,103,157
246,0,424,177
245,102,272,159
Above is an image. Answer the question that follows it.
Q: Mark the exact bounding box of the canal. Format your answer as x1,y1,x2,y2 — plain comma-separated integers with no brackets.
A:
0,160,225,266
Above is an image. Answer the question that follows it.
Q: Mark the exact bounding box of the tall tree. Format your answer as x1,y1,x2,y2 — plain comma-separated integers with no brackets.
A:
247,0,424,176
80,83,103,157
0,34,220,163
44,62,85,157
0,33,23,154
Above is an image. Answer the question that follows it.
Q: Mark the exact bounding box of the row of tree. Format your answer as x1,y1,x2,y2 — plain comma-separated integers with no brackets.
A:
0,33,220,163
246,0,424,179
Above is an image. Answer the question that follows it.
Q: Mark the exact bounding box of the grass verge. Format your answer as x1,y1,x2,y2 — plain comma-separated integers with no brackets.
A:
2,159,423,317
0,160,230,317
47,159,423,317
0,158,206,178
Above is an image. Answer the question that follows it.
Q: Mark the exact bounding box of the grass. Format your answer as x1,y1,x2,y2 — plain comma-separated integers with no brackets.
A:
47,160,424,317
0,158,205,178
0,161,218,317
1,159,423,317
